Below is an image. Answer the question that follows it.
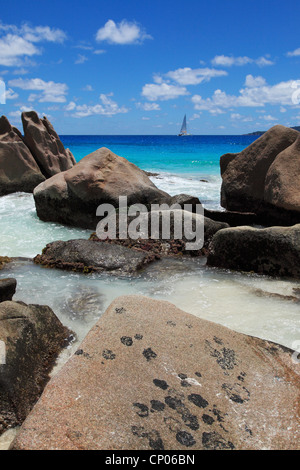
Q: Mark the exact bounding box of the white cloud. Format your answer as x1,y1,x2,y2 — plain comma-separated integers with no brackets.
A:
244,74,266,87
192,77,300,114
83,84,94,91
260,114,278,121
96,19,152,45
287,48,300,57
165,67,227,85
136,102,161,111
0,23,66,67
211,54,274,67
93,49,106,55
65,101,76,111
75,54,88,64
5,88,18,100
142,82,189,101
8,77,68,102
68,93,128,117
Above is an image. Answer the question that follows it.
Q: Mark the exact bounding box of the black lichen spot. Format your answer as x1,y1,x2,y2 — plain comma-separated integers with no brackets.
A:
178,373,187,380
180,380,191,388
148,430,164,450
185,323,192,329
176,431,196,447
153,379,169,390
134,334,143,340
213,336,224,345
195,371,202,378
131,426,164,450
222,383,250,404
205,340,238,371
75,349,84,355
143,348,157,361
202,414,215,425
245,424,253,436
166,320,176,327
115,307,126,314
202,431,235,450
150,400,165,412
121,336,133,346
188,393,208,409
165,396,199,431
133,402,149,418
102,349,116,360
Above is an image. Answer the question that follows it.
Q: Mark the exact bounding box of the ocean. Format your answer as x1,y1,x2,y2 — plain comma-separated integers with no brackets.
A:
0,134,299,361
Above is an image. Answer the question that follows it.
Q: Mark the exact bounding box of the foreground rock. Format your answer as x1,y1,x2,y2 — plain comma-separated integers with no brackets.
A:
220,125,300,224
11,295,299,450
0,278,16,302
21,111,75,178
207,224,300,278
0,116,45,196
0,300,71,435
34,239,156,273
33,147,172,229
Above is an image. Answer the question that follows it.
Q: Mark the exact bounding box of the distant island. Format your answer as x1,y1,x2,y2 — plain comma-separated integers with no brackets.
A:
244,126,300,136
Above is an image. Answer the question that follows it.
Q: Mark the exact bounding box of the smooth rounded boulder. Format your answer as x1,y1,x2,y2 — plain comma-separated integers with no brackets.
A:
220,125,299,219
207,223,300,278
33,147,172,230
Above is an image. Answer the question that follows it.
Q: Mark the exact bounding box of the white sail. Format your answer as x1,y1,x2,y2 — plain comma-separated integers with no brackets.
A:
178,114,188,136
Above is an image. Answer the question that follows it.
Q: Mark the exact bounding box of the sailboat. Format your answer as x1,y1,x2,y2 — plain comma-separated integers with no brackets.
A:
178,114,190,136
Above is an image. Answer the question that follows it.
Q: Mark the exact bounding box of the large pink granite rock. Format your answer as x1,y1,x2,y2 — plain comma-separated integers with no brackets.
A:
11,296,300,450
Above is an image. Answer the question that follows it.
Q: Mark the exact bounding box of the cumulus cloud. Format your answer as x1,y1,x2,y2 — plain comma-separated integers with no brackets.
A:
8,77,68,102
67,93,128,117
192,77,300,114
96,19,152,45
287,48,300,57
211,54,274,67
136,102,161,111
141,82,189,101
0,22,66,67
75,54,88,64
165,67,227,85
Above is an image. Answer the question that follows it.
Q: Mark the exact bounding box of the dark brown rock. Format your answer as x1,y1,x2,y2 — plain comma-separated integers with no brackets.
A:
207,224,300,278
10,296,300,450
0,116,45,196
0,278,16,302
21,111,75,179
0,300,71,435
220,125,299,214
34,239,155,274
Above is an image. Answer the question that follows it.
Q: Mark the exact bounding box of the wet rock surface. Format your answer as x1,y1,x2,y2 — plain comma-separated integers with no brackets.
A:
10,296,300,450
34,239,156,274
0,300,72,435
0,278,16,302
207,223,300,278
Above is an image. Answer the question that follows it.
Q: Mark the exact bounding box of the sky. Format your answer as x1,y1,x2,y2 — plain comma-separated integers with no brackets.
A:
0,0,300,135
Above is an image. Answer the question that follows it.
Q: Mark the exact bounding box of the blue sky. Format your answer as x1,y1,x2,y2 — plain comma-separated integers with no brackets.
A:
0,0,300,134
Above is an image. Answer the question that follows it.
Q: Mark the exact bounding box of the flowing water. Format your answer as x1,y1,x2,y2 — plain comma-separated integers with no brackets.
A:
0,134,299,361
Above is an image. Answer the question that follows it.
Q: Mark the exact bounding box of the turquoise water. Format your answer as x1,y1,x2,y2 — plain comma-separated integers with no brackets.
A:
60,134,258,210
61,134,257,176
